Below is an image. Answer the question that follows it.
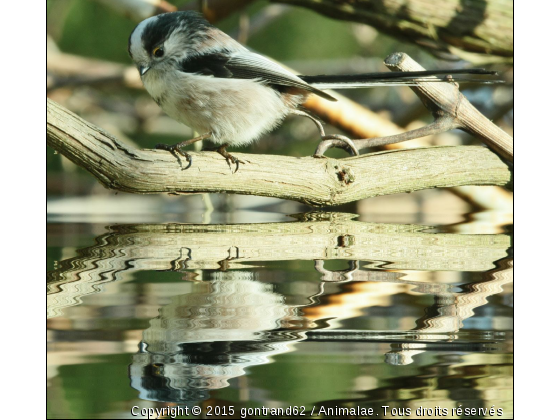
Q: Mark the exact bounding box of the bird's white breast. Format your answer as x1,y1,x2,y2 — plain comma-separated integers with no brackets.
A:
142,69,301,146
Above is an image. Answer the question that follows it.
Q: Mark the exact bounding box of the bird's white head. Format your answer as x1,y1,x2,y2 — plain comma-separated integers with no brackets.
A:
128,11,213,77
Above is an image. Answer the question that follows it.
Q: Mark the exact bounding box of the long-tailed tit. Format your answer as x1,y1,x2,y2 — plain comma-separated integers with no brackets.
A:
128,11,498,171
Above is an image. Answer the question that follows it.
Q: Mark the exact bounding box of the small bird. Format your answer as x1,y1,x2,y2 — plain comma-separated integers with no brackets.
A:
128,11,498,171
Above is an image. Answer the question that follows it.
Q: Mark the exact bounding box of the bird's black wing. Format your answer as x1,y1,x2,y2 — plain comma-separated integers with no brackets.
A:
179,51,337,101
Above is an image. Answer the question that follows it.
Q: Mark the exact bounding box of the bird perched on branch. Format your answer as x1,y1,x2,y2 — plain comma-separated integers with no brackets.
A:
128,11,498,171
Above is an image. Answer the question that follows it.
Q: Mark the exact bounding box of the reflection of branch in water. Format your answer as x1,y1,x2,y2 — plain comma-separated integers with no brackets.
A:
386,258,513,365
314,260,359,282
304,264,465,323
47,218,510,317
313,261,460,294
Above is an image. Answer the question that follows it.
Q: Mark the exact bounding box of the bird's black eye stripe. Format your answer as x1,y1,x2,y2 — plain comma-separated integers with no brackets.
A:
142,16,177,54
141,11,211,56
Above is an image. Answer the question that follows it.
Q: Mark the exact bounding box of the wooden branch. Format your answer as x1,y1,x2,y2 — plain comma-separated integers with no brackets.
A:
313,53,513,163
273,0,513,62
385,53,513,162
298,57,513,208
47,98,511,207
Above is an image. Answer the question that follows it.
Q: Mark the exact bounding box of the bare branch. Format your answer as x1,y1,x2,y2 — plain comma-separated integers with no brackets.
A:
314,53,513,163
47,98,511,207
48,219,510,279
385,53,513,162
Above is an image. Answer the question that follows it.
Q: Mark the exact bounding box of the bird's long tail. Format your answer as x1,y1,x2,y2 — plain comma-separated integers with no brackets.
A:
301,69,502,91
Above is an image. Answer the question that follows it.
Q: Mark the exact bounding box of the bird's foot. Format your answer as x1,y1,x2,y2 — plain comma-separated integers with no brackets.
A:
216,144,246,173
291,109,360,158
155,132,212,170
313,134,360,157
155,142,193,170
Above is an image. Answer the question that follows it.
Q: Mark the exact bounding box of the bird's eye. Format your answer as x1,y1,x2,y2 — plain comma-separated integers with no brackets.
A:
153,47,164,58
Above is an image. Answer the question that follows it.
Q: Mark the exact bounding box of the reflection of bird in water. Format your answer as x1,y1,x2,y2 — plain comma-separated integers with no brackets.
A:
129,272,315,403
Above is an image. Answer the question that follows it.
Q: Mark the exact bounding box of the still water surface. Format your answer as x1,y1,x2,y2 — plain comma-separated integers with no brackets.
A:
47,207,512,419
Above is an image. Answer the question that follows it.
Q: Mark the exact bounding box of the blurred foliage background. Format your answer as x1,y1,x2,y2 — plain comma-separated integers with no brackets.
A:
47,0,513,201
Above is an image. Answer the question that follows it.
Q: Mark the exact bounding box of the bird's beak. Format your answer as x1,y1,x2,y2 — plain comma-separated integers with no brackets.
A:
138,65,151,76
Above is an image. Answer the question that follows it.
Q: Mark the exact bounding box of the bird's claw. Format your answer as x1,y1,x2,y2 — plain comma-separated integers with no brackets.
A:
216,145,245,173
155,143,192,170
225,154,245,173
